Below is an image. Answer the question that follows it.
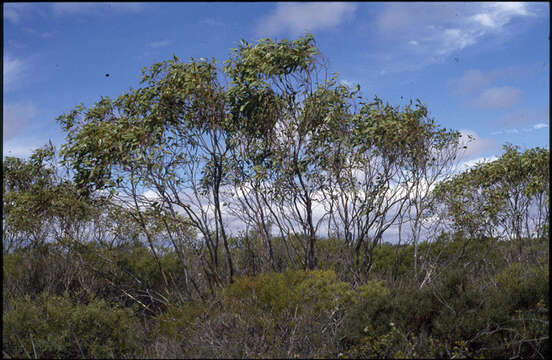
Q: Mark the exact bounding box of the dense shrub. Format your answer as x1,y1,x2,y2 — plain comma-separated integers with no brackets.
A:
3,234,548,359
466,263,550,359
339,257,549,359
149,270,356,358
371,243,413,281
3,245,94,301
3,292,141,359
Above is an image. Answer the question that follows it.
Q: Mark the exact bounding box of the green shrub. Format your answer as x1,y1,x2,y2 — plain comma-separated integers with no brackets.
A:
340,280,394,350
340,323,418,359
341,269,486,358
3,246,90,301
3,292,141,359
222,269,355,316
372,243,413,280
466,262,550,358
3,251,26,299
493,263,548,311
155,302,206,339
158,270,356,358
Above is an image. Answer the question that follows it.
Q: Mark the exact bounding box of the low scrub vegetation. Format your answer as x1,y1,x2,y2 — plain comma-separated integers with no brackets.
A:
3,237,548,358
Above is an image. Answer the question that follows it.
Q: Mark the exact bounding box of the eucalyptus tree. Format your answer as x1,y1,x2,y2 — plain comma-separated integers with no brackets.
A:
222,41,287,272
57,57,235,293
3,145,57,251
432,145,550,259
55,33,478,283
223,34,327,270
398,108,463,277
3,143,101,253
490,145,550,247
316,95,424,278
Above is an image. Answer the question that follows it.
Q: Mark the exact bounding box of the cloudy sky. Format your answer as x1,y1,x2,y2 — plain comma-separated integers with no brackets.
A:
3,2,550,168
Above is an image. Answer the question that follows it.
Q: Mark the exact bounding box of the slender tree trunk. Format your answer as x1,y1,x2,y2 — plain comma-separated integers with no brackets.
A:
213,159,234,283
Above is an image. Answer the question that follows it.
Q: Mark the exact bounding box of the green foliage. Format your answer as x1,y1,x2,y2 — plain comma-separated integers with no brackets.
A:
492,263,549,313
152,270,357,358
339,244,549,359
155,302,206,339
224,34,319,85
224,269,355,317
2,235,548,358
341,322,419,359
371,243,414,280
3,293,140,359
433,145,550,242
3,244,93,301
3,143,101,252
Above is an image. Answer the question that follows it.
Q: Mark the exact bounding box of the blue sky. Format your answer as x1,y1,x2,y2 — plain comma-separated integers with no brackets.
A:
3,2,550,167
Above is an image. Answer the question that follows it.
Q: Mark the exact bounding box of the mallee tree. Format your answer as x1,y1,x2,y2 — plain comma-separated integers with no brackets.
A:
56,34,470,288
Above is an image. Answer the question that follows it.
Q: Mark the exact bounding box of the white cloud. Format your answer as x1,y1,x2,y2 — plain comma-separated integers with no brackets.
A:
493,127,524,135
450,69,491,95
3,3,45,24
3,103,37,141
450,68,539,119
470,2,530,29
5,2,141,26
3,138,46,159
370,3,534,73
376,4,415,34
3,54,27,92
475,86,522,109
499,106,549,128
440,3,532,56
437,28,477,56
471,13,496,28
147,40,172,49
459,129,497,159
502,111,530,126
257,2,357,36
4,9,20,24
340,79,359,88
493,122,549,135
459,155,499,170
143,189,161,201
